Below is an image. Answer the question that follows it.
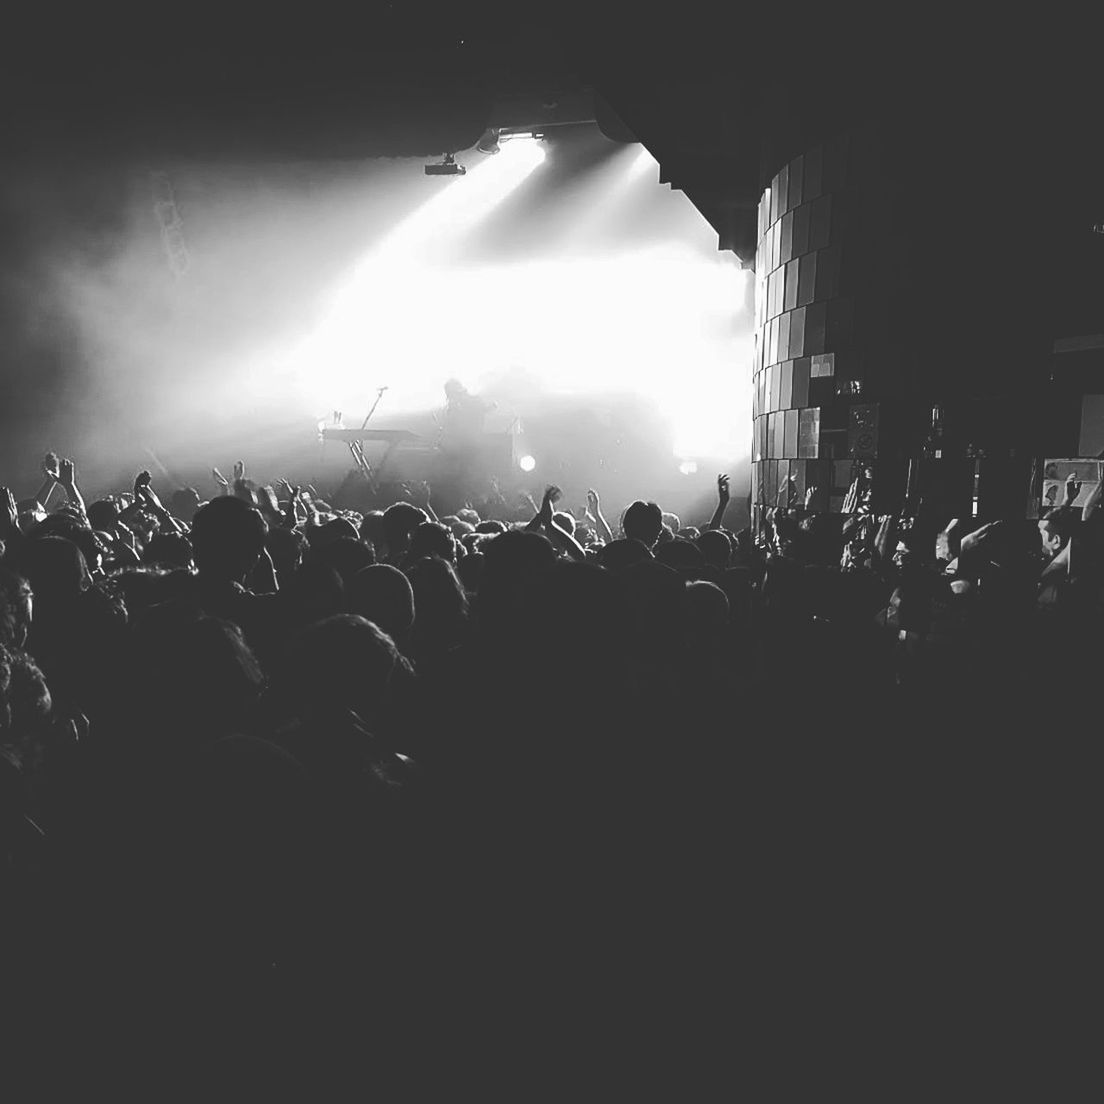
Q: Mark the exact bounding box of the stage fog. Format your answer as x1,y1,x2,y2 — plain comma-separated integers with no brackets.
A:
0,126,752,524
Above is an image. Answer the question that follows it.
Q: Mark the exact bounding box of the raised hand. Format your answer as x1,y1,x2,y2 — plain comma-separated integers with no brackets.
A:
716,474,730,507
935,518,959,563
58,458,76,487
536,485,561,526
804,485,816,509
212,467,229,489
874,514,896,560
257,485,281,516
1063,472,1083,506
233,459,246,482
960,520,1000,555
842,477,860,515
133,469,152,498
42,452,60,480
1,486,17,535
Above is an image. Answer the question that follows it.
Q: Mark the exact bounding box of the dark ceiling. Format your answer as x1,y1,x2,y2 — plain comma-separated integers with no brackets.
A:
2,5,1103,254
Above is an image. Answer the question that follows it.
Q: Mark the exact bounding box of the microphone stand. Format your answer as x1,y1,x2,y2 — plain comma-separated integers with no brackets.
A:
346,386,389,493
360,386,388,430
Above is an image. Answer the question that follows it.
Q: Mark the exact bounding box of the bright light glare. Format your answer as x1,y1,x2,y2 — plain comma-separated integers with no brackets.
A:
628,146,659,180
376,140,545,259
519,454,536,472
257,140,751,463
679,460,698,475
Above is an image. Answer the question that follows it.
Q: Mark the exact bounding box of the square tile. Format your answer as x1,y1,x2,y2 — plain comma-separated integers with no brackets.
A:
797,250,817,306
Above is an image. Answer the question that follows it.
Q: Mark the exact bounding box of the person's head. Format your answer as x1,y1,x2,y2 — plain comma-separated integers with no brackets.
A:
190,496,268,584
347,565,415,647
144,532,195,571
87,499,120,532
552,511,576,537
306,516,359,551
622,501,664,548
654,537,705,574
382,502,429,557
360,510,386,547
265,527,306,586
311,536,377,585
1039,509,1074,559
0,569,33,650
697,529,732,570
478,530,558,634
456,551,484,594
20,536,91,607
475,519,505,535
458,508,482,528
408,521,456,564
596,538,653,571
406,555,469,627
136,616,263,739
284,562,345,625
662,512,681,534
683,579,730,637
617,559,686,661
443,517,476,540
169,487,202,524
444,378,467,401
286,614,407,725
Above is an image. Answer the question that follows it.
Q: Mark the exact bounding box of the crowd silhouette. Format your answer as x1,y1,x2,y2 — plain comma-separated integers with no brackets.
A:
2,453,1100,1086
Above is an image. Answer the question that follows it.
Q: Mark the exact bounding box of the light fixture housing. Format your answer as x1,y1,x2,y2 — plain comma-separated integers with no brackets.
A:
424,153,466,176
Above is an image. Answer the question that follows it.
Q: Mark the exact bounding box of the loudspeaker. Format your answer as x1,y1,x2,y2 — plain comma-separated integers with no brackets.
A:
847,403,879,459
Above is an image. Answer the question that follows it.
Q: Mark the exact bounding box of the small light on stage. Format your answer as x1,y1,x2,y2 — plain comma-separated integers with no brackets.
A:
679,460,698,475
519,455,536,472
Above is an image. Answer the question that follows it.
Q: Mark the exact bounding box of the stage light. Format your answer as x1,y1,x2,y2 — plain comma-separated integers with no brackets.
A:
476,128,501,155
679,460,698,475
519,454,536,472
498,129,546,144
424,153,466,176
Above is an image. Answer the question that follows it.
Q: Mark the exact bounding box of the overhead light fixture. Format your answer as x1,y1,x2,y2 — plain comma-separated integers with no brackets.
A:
499,128,546,144
476,128,501,155
424,153,466,176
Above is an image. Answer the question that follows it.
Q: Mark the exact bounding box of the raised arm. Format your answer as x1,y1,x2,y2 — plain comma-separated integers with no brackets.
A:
57,458,86,519
231,459,253,503
1,486,22,558
212,467,231,496
275,480,303,529
134,470,186,535
586,488,614,544
413,481,438,523
705,474,730,531
527,485,586,561
34,453,61,511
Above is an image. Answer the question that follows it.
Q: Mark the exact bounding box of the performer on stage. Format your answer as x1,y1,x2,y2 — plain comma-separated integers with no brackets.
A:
441,379,495,445
435,379,496,513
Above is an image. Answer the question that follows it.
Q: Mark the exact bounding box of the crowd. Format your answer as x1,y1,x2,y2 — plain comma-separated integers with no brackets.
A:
2,451,1100,1084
